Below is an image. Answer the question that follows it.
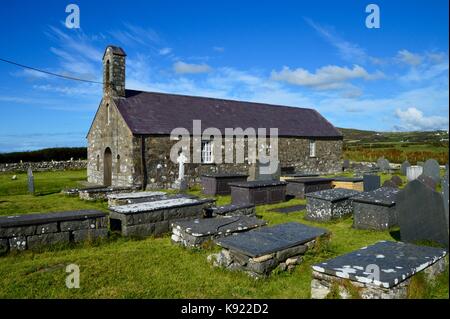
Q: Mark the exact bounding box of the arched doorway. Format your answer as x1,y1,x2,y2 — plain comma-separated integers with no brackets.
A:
104,147,112,186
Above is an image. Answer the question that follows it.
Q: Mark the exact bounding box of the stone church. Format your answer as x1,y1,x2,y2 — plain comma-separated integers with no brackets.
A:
87,46,343,189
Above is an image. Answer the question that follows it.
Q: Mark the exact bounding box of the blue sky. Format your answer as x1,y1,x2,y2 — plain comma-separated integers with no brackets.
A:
0,0,448,152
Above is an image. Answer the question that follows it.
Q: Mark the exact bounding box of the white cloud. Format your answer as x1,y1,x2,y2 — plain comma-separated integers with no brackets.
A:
396,50,423,66
110,23,160,48
271,65,383,90
159,47,172,55
173,61,212,74
395,107,448,131
213,46,225,52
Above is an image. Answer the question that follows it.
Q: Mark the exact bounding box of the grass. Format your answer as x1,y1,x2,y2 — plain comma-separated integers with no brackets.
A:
0,169,448,299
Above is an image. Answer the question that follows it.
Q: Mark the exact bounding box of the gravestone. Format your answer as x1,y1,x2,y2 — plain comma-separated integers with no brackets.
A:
270,205,306,214
382,180,398,189
27,167,34,194
363,174,380,192
406,166,423,181
400,161,411,176
377,158,390,172
397,179,449,248
249,159,280,181
423,159,440,183
172,152,188,190
417,174,437,190
441,171,448,229
390,175,403,187
342,159,350,171
311,241,447,299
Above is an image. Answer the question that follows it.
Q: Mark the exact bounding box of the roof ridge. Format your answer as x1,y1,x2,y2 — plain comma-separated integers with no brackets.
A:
124,89,314,112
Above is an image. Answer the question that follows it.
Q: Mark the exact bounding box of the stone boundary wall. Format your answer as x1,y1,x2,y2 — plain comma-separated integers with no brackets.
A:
0,160,87,173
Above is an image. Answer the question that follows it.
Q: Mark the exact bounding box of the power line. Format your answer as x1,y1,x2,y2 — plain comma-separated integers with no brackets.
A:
0,57,103,84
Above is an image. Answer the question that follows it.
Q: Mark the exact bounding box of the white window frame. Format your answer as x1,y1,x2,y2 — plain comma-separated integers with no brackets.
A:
309,140,316,157
201,140,214,164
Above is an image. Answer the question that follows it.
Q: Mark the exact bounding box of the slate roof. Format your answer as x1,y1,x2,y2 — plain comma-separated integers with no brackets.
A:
114,90,343,138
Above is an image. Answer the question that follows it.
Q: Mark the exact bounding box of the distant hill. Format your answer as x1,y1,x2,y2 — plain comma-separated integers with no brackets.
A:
338,127,449,145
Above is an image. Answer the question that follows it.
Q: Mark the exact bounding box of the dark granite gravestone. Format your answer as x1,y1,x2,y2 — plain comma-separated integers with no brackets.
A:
27,167,34,194
363,174,381,192
382,180,398,189
377,158,390,172
352,187,400,230
217,222,328,257
400,161,411,176
229,180,287,205
270,205,306,214
312,241,447,289
390,175,403,187
343,159,350,171
397,179,449,248
417,174,437,190
423,159,441,183
442,173,449,230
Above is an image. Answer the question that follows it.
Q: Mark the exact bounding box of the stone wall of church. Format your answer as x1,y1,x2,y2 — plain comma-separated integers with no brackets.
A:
140,135,343,189
87,99,138,187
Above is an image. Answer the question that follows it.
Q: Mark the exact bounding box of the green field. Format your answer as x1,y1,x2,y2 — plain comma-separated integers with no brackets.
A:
0,170,448,299
339,128,449,165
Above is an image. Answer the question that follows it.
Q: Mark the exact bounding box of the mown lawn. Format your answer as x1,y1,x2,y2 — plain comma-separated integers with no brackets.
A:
0,170,448,299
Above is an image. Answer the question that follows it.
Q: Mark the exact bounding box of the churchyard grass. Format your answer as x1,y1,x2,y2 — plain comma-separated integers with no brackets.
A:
0,170,447,298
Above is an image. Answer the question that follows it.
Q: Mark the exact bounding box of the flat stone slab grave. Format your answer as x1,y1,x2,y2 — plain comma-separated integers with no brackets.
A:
79,186,137,201
109,197,215,237
286,177,334,199
205,204,256,217
352,187,400,230
311,241,448,299
280,173,319,181
171,216,267,248
0,210,108,253
269,204,306,214
229,180,287,206
306,188,360,222
210,222,328,277
107,191,196,207
201,173,249,195
331,177,363,191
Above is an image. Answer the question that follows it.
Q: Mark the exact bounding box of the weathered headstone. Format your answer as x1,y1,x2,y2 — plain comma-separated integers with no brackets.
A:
172,152,188,190
442,174,449,230
363,174,380,192
400,161,411,176
377,158,390,172
417,174,437,190
249,159,280,181
382,179,398,189
406,165,423,181
397,179,449,248
391,175,403,187
423,159,440,183
342,159,350,171
27,167,34,194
